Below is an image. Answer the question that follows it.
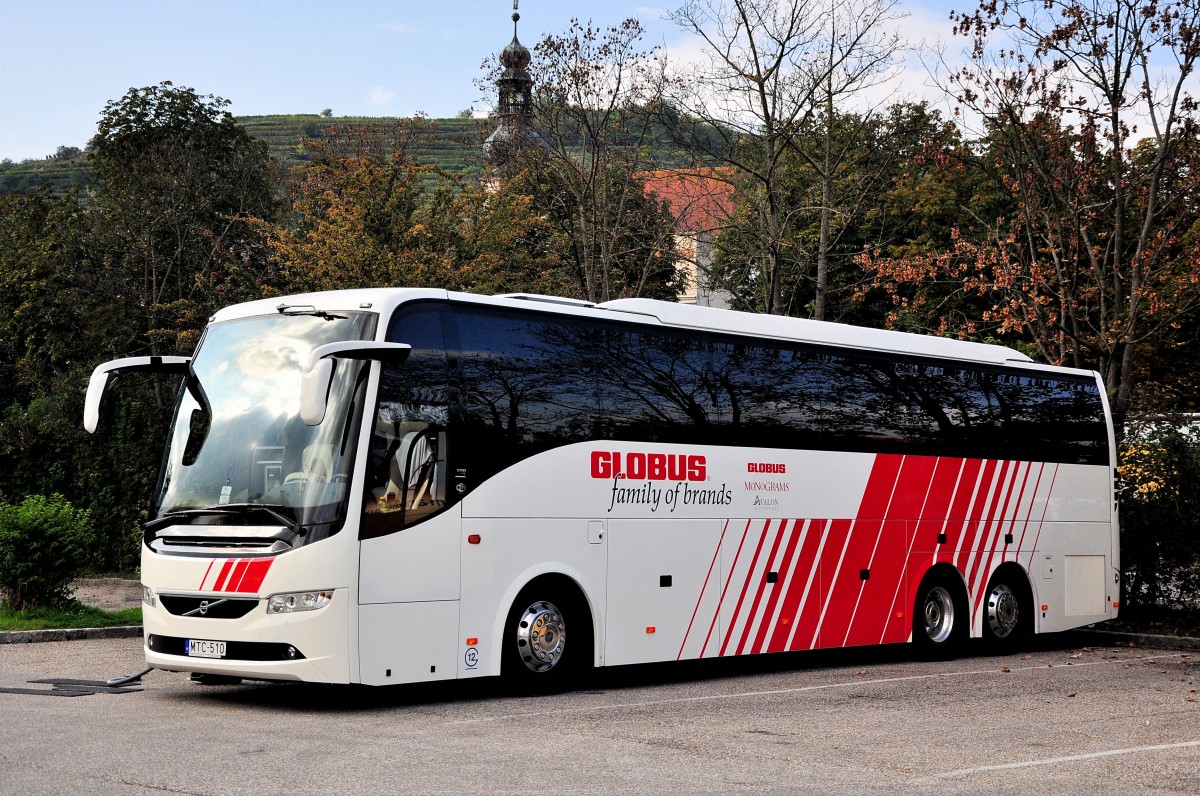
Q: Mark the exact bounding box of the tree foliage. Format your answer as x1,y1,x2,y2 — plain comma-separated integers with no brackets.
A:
859,0,1200,425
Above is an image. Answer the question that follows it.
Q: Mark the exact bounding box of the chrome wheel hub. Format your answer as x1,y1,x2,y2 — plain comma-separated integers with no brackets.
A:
516,600,566,673
922,586,955,644
986,583,1020,638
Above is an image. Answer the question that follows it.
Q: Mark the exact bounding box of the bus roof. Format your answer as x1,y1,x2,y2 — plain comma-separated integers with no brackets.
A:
214,288,1035,368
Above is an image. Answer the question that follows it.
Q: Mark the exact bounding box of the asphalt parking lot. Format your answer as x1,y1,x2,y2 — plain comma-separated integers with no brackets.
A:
2,635,1197,795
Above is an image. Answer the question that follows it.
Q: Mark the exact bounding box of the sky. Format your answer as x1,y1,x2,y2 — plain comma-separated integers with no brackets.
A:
0,0,961,162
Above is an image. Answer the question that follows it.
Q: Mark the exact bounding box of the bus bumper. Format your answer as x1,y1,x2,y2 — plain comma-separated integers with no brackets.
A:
141,587,351,684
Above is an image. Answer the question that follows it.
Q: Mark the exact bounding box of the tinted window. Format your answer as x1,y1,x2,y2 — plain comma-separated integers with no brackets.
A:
458,309,597,481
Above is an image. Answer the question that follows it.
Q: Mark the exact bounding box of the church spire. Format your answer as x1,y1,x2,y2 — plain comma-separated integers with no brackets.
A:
485,1,542,170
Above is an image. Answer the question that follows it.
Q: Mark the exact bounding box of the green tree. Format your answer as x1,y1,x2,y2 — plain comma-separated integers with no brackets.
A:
89,81,280,365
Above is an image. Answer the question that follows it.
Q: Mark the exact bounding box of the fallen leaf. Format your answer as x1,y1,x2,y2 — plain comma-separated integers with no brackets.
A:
1001,665,1011,673
1066,691,1077,698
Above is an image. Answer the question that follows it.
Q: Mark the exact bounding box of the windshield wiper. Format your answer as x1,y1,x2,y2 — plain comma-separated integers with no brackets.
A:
144,504,304,536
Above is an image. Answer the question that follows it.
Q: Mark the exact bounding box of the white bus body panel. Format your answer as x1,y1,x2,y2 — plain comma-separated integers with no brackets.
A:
141,529,359,683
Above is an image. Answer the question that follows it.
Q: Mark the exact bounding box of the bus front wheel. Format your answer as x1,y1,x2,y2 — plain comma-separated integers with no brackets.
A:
502,582,590,694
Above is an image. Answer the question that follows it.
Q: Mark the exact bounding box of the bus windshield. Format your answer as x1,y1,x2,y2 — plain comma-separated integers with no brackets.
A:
152,310,376,535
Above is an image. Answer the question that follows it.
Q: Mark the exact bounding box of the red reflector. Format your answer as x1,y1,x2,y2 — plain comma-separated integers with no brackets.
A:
1041,604,1049,611
467,534,481,545
646,626,656,634
1112,601,1120,608
466,637,478,645
780,617,791,626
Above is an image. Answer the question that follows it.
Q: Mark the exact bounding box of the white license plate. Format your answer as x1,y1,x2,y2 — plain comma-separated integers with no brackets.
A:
185,639,227,658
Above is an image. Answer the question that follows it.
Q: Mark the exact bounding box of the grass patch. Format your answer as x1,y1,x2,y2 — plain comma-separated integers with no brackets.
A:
0,600,141,631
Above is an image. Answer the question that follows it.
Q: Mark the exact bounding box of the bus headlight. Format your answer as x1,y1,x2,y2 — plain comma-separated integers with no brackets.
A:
267,590,333,614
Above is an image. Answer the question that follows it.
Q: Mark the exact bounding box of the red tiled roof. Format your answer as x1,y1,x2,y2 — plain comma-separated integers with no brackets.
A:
641,168,736,234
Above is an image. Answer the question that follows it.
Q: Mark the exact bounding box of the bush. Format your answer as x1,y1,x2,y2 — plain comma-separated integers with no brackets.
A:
1118,426,1200,609
0,494,94,609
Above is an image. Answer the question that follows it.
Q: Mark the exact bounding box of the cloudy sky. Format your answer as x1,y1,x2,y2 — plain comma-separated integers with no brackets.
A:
1,0,961,161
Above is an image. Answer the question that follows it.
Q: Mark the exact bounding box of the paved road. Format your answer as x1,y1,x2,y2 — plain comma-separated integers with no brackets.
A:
2,635,1197,795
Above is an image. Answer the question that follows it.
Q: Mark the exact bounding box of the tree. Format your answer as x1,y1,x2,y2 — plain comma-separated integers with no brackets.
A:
495,18,684,303
268,120,566,296
89,82,279,366
862,0,1200,424
666,0,905,318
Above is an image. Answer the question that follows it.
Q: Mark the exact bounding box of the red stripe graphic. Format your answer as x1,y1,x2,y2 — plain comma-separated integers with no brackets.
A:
682,452,1072,660
965,460,1014,596
814,454,904,650
749,519,806,654
731,519,792,656
769,519,829,653
699,519,754,658
941,459,984,561
891,457,963,644
224,560,250,593
678,519,731,660
211,560,234,592
968,461,1029,620
720,519,775,656
843,455,936,647
955,459,999,571
198,560,215,590
236,557,275,593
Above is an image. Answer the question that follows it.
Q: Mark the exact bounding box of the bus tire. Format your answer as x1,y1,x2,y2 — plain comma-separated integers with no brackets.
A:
502,579,591,695
981,566,1032,652
912,570,967,659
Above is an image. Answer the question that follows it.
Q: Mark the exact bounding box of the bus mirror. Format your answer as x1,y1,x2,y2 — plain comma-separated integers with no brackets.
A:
84,356,190,433
299,342,412,426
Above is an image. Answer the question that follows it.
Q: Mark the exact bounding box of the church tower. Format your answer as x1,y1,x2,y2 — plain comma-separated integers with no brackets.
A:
485,1,543,169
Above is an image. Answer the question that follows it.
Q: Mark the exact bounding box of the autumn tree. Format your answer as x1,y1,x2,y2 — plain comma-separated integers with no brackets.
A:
861,0,1200,423
268,121,566,296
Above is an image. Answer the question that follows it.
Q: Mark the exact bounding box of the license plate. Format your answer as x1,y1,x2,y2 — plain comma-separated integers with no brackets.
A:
185,639,227,658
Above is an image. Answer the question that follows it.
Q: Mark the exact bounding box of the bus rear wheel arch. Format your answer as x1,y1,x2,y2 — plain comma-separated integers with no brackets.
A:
912,568,968,658
502,575,593,694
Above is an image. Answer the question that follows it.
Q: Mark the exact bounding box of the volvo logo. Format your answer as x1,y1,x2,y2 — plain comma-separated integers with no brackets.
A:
183,597,228,617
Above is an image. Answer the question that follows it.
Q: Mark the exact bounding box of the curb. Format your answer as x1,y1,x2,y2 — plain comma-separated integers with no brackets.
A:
1074,628,1200,653
0,626,142,645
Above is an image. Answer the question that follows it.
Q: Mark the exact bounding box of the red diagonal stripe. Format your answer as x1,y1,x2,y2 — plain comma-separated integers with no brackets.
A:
733,519,792,656
816,454,904,649
699,519,753,658
720,519,775,656
236,557,275,593
678,519,731,660
955,459,999,571
750,518,806,654
846,455,939,647
768,518,826,653
211,560,234,592
224,560,250,593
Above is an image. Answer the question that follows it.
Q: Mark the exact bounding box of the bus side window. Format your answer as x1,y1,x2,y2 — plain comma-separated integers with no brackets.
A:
361,306,452,539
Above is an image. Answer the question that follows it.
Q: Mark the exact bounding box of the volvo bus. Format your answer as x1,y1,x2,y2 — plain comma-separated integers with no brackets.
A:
84,289,1119,690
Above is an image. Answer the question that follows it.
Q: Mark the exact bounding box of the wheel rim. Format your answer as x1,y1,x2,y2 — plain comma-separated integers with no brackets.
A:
922,586,955,644
986,583,1020,638
516,600,566,673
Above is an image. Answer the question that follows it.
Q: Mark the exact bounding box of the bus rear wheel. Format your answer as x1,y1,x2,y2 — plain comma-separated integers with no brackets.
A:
913,573,966,658
503,583,589,694
982,571,1031,651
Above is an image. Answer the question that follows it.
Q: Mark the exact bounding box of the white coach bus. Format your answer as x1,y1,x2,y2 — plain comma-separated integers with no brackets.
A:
85,290,1119,690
